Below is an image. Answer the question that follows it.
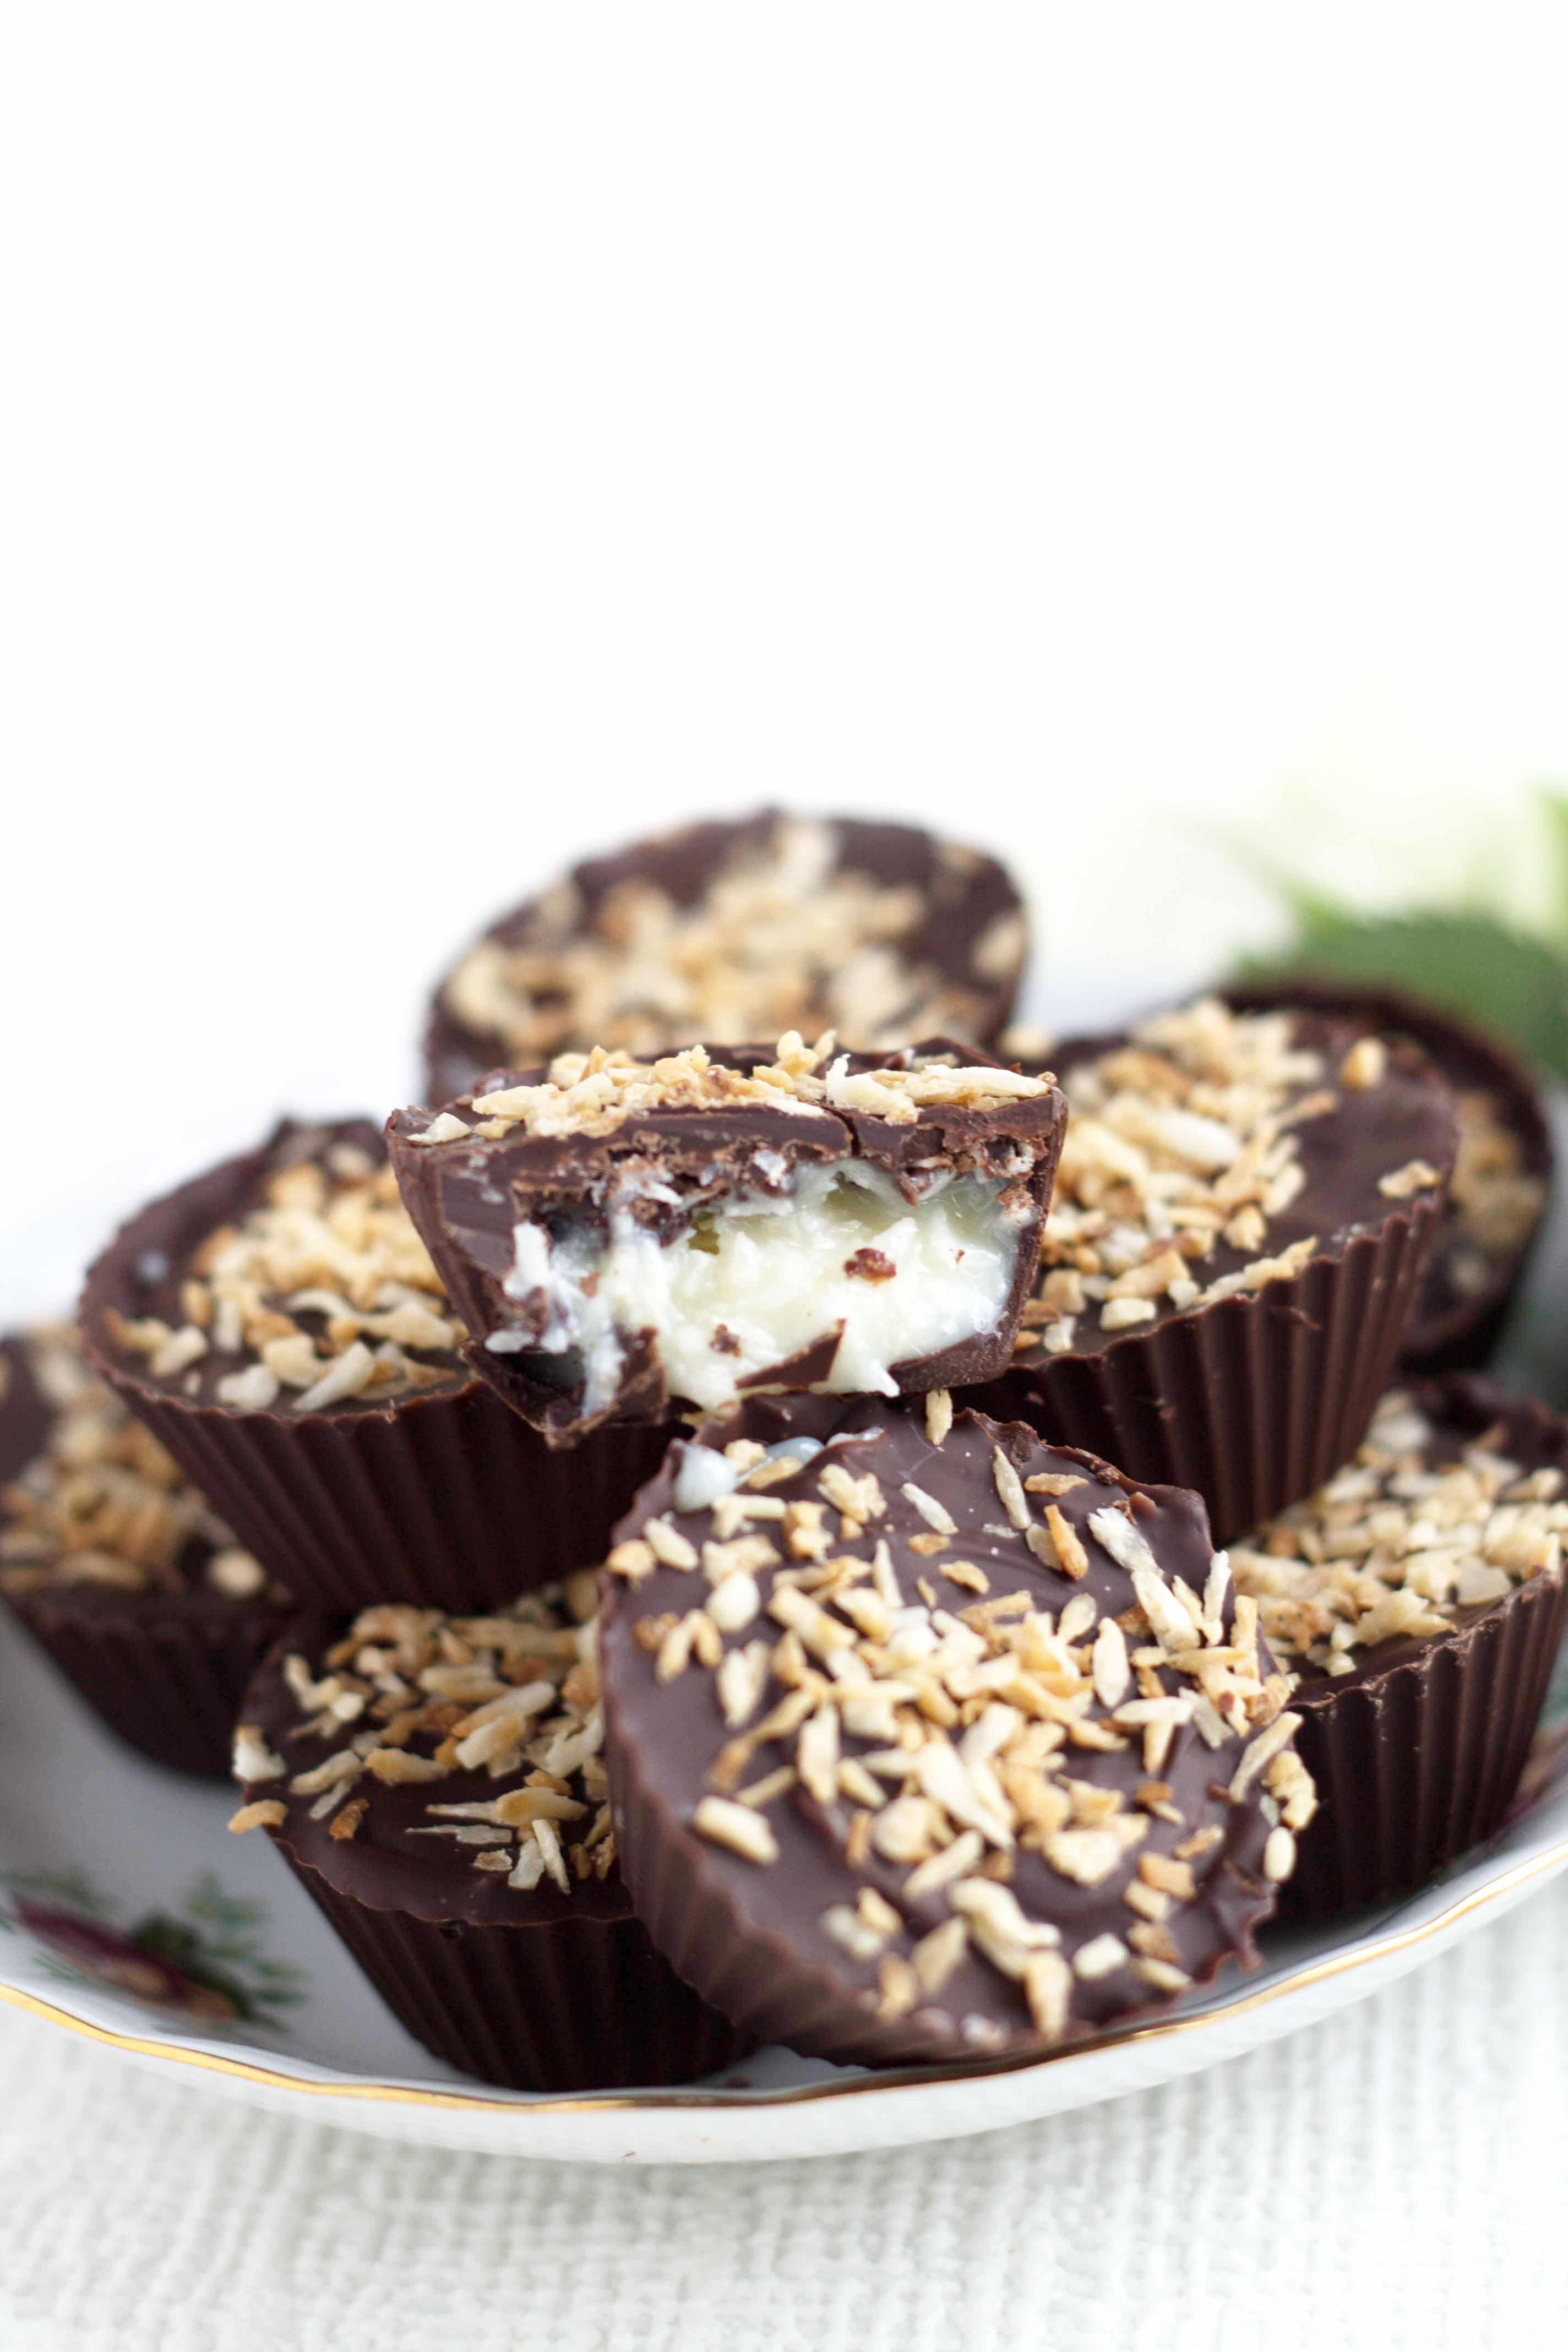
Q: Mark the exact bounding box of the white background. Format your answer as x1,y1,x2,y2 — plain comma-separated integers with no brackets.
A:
2,17,1567,2343
5,11,1568,1317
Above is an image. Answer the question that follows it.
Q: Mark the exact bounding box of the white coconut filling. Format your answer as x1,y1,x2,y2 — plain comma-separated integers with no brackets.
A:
489,1161,1026,1413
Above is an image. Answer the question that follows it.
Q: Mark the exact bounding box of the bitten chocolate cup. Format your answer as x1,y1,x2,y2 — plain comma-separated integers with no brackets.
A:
231,1605,744,2092
1231,1378,1568,1917
78,1119,676,1614
1224,978,1552,1374
389,1040,1066,1449
422,808,1031,1103
975,999,1459,1546
598,1397,1314,2070
1,1327,290,1777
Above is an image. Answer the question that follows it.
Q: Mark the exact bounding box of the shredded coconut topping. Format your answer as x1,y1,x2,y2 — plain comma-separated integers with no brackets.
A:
0,1326,277,1602
614,1422,1315,2043
439,816,1023,1063
418,1033,1052,1146
227,1580,614,1892
1443,1090,1548,1298
107,1138,467,1413
1022,997,1436,1348
1231,1389,1568,1674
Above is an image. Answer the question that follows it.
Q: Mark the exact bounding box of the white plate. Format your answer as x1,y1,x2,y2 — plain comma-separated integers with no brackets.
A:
3,1603,1566,2164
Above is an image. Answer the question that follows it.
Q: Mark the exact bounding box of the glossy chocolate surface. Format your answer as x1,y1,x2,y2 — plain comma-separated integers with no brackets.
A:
600,1401,1297,2065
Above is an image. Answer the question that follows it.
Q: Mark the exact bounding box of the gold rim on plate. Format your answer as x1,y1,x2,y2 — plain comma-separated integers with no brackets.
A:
3,1831,1564,2117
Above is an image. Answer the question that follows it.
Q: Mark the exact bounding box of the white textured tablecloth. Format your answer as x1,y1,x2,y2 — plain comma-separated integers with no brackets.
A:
1,1881,1564,2351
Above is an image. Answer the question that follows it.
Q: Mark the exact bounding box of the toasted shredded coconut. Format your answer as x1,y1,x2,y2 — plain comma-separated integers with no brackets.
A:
0,1326,282,1604
693,1795,781,1864
1379,1159,1441,1200
227,1799,286,1833
624,1414,1310,2046
1024,997,1436,1350
227,1589,616,1896
105,1137,466,1413
924,1389,954,1447
439,816,1025,1063
1444,1090,1547,1289
1340,1037,1387,1090
448,1033,1051,1144
1232,1388,1567,1672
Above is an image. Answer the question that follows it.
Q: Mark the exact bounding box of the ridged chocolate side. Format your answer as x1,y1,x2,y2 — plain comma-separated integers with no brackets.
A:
974,1193,1445,1548
1283,1560,1568,1919
79,1363,673,1614
3,1589,286,1777
273,1842,745,2091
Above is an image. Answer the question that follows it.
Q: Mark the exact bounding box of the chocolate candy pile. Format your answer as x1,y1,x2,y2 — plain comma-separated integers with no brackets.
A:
4,808,1559,2092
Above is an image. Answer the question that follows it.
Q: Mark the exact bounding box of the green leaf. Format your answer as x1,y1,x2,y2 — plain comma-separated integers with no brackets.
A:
1538,786,1568,952
1231,908,1568,1079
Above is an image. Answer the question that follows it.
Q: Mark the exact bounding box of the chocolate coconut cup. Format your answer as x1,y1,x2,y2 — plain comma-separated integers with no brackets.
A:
78,1120,676,1614
390,1041,1065,1449
423,809,1031,1102
1225,978,1551,1374
599,1398,1313,2070
980,1007,1459,1546
234,1615,743,2092
1,1330,288,1777
1236,1378,1568,1918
